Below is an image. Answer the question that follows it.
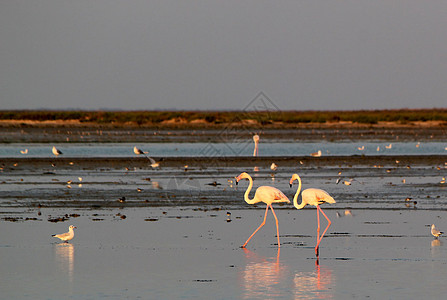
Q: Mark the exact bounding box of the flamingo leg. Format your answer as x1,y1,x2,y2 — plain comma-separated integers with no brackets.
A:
269,204,281,248
315,206,332,255
241,205,269,248
253,143,259,156
315,206,321,255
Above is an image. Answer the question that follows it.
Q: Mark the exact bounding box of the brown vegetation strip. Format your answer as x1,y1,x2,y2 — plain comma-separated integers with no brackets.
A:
0,109,446,128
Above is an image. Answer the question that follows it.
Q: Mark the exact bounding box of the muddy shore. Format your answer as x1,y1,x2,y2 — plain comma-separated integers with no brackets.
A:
1,154,446,213
0,122,446,143
1,155,447,169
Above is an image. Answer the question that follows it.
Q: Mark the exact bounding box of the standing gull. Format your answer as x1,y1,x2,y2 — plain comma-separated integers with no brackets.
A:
431,224,443,239
52,225,76,242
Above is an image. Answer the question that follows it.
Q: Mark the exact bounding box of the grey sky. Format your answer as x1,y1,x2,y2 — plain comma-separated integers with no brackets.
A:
1,1,446,111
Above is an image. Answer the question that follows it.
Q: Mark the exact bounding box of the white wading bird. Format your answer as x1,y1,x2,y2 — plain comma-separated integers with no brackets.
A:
290,173,336,256
236,172,290,248
253,134,260,157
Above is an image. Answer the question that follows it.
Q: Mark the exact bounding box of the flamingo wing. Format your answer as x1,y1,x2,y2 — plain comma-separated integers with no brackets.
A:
256,186,290,204
303,188,336,206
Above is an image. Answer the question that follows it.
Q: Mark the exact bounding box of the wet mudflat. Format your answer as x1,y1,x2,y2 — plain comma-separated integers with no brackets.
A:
1,154,447,299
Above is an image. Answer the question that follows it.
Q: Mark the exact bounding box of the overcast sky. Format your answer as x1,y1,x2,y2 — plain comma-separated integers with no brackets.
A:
1,1,446,111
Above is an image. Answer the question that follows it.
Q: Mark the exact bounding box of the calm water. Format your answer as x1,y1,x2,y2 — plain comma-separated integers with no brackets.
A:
2,208,447,299
0,141,446,158
1,140,447,299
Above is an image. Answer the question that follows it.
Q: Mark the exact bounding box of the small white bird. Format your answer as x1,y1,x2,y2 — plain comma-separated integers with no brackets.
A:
52,146,62,156
431,224,443,239
147,156,160,168
52,225,76,242
343,179,353,186
310,150,322,157
133,146,148,155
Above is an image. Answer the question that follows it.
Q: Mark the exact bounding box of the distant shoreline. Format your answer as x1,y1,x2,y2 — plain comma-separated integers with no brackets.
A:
0,109,446,129
0,109,446,143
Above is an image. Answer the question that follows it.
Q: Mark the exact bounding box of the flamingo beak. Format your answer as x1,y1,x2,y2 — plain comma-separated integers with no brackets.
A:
235,177,239,185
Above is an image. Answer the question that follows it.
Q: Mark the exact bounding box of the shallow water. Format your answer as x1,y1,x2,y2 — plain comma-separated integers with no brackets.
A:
1,141,446,158
1,139,447,298
2,208,447,299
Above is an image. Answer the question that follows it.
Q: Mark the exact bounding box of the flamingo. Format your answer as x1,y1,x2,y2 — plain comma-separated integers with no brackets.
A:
253,134,259,156
236,172,290,248
52,225,76,242
290,174,336,256
52,146,62,156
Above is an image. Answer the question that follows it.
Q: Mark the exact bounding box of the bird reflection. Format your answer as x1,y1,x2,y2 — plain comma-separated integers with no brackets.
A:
293,262,334,299
431,239,442,247
240,248,288,299
431,239,442,258
54,243,74,284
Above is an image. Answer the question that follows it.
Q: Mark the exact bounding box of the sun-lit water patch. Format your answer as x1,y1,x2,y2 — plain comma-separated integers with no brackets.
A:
0,141,446,158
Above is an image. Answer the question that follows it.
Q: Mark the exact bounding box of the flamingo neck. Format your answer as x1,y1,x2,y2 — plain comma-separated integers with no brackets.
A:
293,176,306,209
243,175,258,204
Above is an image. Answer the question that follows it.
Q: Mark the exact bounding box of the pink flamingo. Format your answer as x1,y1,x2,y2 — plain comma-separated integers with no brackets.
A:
252,134,259,156
290,173,336,256
236,172,290,248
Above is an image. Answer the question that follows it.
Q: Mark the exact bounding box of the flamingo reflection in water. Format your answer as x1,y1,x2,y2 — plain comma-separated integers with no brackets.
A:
293,262,334,299
240,248,289,299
